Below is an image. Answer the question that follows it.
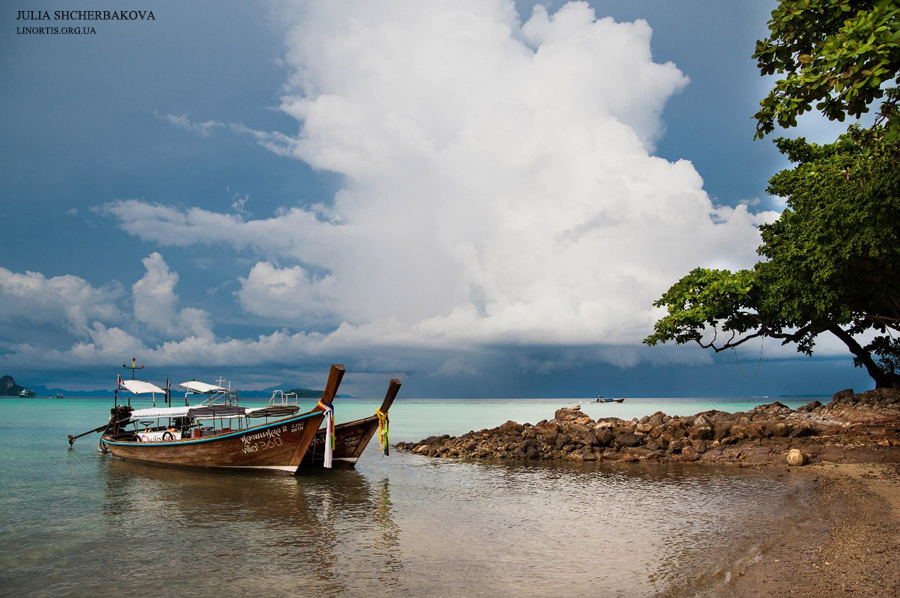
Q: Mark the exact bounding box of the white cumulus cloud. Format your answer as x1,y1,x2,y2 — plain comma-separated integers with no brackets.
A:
0,267,125,335
133,252,214,340
105,0,779,356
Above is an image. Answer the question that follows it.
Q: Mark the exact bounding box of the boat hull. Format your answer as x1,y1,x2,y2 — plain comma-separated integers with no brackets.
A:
303,378,400,469
102,411,325,475
302,416,380,469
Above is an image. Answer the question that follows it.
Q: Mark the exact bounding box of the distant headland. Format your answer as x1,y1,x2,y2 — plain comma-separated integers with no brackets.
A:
0,375,27,396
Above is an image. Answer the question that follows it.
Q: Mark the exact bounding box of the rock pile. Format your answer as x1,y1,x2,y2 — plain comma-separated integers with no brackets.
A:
395,388,900,466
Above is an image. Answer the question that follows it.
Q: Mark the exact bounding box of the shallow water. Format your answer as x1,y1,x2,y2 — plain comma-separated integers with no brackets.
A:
0,397,815,597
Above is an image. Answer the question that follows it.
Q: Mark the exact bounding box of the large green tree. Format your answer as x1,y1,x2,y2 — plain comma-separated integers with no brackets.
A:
645,126,900,388
754,0,900,139
645,1,900,389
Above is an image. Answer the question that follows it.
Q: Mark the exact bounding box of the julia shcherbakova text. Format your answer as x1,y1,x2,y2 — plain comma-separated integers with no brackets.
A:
16,10,155,35
16,10,156,21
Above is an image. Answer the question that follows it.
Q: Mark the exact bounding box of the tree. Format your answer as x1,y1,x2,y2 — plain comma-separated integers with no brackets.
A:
753,0,900,140
644,127,900,388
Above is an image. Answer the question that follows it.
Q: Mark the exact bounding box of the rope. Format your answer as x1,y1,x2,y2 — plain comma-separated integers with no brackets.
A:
376,408,390,457
732,336,764,380
317,400,335,468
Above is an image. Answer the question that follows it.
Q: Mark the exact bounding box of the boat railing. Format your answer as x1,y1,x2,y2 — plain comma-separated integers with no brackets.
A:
268,390,300,407
196,388,237,406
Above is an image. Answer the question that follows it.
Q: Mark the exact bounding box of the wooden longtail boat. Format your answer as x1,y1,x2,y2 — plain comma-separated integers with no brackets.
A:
92,365,345,475
302,378,401,469
594,396,625,403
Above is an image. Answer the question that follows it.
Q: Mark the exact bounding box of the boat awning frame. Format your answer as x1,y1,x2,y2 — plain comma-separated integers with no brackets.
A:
119,379,167,395
179,380,227,394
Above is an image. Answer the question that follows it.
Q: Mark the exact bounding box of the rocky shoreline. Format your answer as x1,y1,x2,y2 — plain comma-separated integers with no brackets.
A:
396,388,900,466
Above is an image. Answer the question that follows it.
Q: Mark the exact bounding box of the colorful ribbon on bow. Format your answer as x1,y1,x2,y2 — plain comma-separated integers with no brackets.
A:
376,408,390,457
317,400,335,468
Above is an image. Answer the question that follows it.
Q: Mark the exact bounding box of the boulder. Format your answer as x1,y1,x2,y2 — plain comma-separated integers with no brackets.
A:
593,428,614,447
796,400,822,412
690,426,714,441
554,406,584,421
786,448,808,466
773,422,793,437
614,432,641,449
681,446,700,461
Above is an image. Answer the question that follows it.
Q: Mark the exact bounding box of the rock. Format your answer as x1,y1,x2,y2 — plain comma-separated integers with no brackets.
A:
648,412,667,427
773,422,793,437
682,446,700,461
593,428,614,447
554,406,583,421
396,388,900,467
614,432,641,448
498,420,523,434
789,423,814,438
694,415,712,428
691,426,714,441
787,448,808,466
832,389,855,402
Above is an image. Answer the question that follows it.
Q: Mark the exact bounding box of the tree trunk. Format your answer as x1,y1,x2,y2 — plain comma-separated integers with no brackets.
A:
827,325,895,388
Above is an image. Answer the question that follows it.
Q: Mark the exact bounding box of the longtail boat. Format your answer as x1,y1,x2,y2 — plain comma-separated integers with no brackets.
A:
69,364,345,475
302,378,401,469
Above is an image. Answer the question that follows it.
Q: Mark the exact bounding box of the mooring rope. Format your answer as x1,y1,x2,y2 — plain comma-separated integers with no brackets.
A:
732,336,764,380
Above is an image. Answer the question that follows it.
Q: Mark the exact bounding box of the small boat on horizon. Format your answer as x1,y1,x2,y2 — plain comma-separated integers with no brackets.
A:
68,364,346,475
594,396,625,403
19,389,35,398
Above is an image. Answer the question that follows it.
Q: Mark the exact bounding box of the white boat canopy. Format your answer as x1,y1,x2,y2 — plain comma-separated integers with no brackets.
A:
120,379,167,395
179,380,226,394
130,406,192,419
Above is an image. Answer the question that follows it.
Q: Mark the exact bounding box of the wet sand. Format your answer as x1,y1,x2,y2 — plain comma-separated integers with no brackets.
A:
709,463,900,597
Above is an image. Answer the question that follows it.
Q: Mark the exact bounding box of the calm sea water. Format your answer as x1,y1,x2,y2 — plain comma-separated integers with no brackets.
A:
0,396,818,597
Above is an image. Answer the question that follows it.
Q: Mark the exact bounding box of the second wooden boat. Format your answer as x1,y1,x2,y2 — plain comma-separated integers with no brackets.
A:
302,378,401,469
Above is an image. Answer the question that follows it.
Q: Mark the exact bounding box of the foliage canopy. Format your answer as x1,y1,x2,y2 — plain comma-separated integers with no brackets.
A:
645,127,900,388
754,0,900,139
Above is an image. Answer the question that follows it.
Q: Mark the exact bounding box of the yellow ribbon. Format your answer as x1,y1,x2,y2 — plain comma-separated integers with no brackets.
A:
376,408,390,456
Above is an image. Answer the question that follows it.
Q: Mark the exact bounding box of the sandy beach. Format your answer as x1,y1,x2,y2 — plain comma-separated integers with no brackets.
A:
397,390,900,596
708,463,900,597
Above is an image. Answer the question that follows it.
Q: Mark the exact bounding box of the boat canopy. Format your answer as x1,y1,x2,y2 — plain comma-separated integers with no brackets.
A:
128,404,273,421
120,379,167,395
130,406,192,419
179,380,226,394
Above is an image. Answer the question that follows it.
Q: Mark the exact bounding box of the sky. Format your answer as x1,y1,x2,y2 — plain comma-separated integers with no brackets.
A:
0,0,877,398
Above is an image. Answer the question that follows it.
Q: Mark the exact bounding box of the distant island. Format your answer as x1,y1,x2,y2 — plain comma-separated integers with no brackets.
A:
0,375,27,396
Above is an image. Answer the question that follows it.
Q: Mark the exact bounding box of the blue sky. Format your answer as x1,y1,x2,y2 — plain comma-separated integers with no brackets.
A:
0,0,875,397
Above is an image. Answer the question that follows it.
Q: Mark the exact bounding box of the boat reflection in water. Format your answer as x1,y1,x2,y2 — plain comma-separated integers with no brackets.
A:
100,457,405,596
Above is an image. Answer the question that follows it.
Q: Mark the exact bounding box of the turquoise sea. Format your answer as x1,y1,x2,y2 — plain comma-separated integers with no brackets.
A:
0,396,819,597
